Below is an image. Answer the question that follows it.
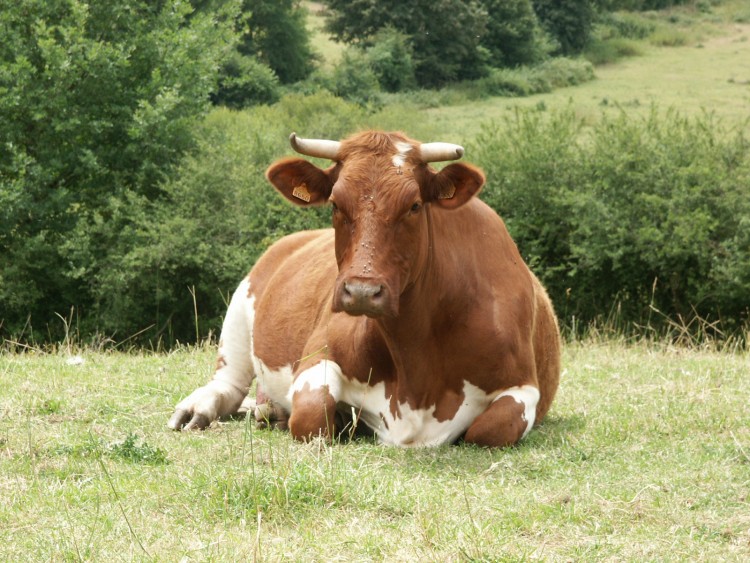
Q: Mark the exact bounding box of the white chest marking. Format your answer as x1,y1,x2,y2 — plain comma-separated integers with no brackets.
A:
290,360,495,447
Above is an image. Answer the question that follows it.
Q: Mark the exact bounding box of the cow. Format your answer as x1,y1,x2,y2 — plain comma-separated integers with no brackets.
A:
168,130,561,448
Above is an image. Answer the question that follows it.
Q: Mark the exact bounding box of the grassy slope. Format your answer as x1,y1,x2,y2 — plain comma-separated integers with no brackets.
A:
1,344,748,561
427,25,750,143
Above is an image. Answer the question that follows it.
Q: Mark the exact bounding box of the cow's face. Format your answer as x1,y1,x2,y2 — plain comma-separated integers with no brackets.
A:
266,132,485,318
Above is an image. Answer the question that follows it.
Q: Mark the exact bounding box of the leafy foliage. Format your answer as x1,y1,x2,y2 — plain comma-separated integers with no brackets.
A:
102,93,365,342
236,0,316,84
205,0,316,108
473,108,750,333
533,0,597,54
481,0,552,67
323,0,489,87
0,0,236,341
363,27,416,93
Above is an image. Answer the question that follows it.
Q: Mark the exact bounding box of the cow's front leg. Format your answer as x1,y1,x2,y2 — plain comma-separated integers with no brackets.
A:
464,385,540,448
288,360,345,442
168,279,255,430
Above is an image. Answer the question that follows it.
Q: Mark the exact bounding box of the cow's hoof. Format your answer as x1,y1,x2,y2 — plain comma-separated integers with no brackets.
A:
168,409,211,431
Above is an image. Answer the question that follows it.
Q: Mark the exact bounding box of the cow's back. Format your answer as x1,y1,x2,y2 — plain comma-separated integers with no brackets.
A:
248,229,338,370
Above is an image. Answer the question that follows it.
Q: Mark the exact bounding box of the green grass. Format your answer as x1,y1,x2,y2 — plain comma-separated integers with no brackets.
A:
304,1,342,70
1,342,748,560
422,23,750,144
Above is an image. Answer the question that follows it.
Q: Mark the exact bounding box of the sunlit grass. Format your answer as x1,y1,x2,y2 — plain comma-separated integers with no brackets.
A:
424,23,750,143
1,342,748,560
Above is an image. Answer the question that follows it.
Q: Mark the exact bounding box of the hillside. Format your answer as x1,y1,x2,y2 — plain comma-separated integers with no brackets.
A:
427,22,750,141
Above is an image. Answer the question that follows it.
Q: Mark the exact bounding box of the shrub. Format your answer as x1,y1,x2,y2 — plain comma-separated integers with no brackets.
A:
364,27,416,93
212,53,281,108
472,107,750,334
329,50,382,106
599,11,657,40
649,28,690,47
533,0,596,55
480,0,551,67
471,58,594,98
0,0,236,342
585,38,645,65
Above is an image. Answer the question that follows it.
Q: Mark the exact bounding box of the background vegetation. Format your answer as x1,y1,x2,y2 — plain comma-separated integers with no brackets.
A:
1,0,748,346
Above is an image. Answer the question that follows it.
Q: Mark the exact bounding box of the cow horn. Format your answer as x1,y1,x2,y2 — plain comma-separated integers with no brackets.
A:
289,132,341,160
420,142,465,163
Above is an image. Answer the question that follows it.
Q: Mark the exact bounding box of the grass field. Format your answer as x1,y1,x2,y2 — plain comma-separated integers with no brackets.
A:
1,342,748,561
426,23,750,143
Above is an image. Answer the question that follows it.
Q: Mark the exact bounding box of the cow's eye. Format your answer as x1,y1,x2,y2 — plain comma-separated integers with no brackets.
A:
410,202,422,214
331,202,339,213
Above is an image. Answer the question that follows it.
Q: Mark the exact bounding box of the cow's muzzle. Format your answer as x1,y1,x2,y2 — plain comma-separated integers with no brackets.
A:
333,278,396,317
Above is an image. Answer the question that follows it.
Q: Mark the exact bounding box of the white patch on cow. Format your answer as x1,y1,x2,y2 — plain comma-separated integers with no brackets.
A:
493,384,540,438
392,141,413,168
246,292,294,412
169,278,257,428
289,360,345,401
335,377,493,447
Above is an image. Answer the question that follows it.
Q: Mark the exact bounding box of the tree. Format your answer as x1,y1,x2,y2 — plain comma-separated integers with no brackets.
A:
533,0,596,55
206,0,316,108
240,0,316,84
479,0,550,67
323,0,488,88
0,0,237,340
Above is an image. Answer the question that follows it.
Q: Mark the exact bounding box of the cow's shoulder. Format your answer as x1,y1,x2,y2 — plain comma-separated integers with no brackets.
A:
249,229,333,297
251,229,337,369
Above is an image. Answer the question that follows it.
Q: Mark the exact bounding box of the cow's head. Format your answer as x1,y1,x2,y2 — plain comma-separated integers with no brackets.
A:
266,131,485,318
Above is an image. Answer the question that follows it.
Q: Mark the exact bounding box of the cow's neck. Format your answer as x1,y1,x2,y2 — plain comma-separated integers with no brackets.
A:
373,204,473,394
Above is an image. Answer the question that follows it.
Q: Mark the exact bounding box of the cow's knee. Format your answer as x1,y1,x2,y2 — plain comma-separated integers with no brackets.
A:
288,361,344,442
289,386,338,441
464,385,540,448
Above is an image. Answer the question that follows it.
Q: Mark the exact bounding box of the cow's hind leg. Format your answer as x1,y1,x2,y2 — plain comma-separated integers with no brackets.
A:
464,385,540,448
168,278,256,430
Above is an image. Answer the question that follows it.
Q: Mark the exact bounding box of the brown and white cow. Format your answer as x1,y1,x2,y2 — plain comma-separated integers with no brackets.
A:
168,131,561,447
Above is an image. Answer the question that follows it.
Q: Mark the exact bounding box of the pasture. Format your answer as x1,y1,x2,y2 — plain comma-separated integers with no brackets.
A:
0,343,748,560
428,21,750,142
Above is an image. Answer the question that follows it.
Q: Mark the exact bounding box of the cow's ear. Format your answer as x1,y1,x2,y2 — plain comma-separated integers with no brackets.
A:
424,163,485,210
266,158,337,206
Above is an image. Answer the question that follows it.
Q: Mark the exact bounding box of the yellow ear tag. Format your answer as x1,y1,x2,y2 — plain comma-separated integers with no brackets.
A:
292,183,312,202
437,185,456,200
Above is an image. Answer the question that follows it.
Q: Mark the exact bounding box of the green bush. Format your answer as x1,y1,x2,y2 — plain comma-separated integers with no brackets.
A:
0,0,236,342
533,0,596,55
329,50,382,106
364,27,416,93
470,58,595,98
480,0,551,67
585,37,645,65
212,52,281,109
472,107,750,335
599,11,657,39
